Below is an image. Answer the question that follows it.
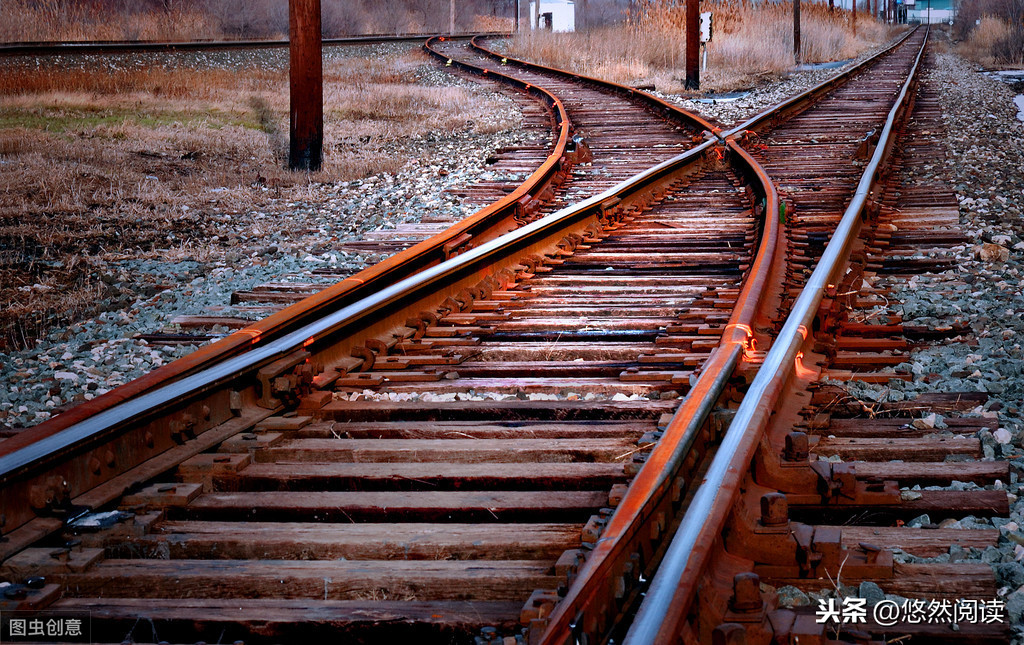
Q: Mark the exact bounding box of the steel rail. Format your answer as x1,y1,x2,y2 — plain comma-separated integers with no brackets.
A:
625,28,930,645
720,26,917,139
0,30,729,535
0,32,506,57
0,36,573,498
538,123,781,645
538,26,920,645
0,132,718,537
470,36,720,135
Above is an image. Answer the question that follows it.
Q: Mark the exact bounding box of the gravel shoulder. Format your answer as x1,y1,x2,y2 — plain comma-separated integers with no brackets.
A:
778,42,1024,637
3,39,1022,515
1,25,1023,641
0,55,541,431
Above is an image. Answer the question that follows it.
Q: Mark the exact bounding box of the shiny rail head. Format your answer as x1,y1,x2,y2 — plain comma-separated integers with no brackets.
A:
5,29,578,478
0,137,717,487
720,25,920,140
623,28,930,645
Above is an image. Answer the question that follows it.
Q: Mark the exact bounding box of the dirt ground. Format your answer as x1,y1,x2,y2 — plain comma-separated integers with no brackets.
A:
0,42,517,350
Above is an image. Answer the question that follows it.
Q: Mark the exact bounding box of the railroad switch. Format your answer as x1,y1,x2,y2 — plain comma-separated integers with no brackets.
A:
755,434,900,506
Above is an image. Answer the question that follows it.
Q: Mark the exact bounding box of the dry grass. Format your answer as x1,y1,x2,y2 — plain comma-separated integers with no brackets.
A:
959,16,1013,64
958,15,1024,65
2,0,514,43
2,0,217,42
0,49,517,348
954,0,1024,65
508,0,894,92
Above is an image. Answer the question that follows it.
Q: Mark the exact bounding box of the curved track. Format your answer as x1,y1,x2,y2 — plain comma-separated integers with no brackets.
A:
430,37,716,218
0,26,1006,645
0,33,503,57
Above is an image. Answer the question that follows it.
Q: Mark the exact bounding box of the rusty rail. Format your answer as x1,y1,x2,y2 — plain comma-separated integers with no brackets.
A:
1,39,574,474
0,35,579,537
1,29,735,542
0,27,929,644
0,32,506,57
720,26,917,138
0,135,719,550
624,28,929,645
536,121,781,645
536,26,921,645
471,36,720,135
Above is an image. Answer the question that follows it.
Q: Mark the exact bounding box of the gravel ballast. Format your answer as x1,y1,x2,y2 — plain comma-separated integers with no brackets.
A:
0,60,541,431
2,25,1024,642
776,47,1024,639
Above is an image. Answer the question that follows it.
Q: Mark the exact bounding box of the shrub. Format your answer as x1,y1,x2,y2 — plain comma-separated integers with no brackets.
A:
508,0,895,91
955,0,1024,64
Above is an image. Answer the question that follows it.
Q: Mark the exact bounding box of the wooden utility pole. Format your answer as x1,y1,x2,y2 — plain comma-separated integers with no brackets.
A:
793,0,801,63
450,0,456,35
288,0,323,172
684,0,699,89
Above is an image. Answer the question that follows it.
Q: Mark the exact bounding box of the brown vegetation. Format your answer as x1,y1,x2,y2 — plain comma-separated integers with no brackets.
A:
954,0,1024,65
2,0,218,42
0,48,517,348
508,0,894,91
1,0,514,42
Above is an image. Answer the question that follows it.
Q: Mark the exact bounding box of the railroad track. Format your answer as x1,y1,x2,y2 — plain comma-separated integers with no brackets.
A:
0,33,506,57
0,26,1008,645
170,37,719,344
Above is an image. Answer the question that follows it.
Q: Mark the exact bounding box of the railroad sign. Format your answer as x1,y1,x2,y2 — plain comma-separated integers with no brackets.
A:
700,11,713,43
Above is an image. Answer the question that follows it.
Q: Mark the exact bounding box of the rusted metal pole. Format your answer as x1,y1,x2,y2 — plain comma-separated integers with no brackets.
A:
288,0,323,172
851,0,857,37
793,0,801,63
685,0,699,89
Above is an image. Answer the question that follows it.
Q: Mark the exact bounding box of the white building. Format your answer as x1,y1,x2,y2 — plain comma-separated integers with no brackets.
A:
528,0,576,32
